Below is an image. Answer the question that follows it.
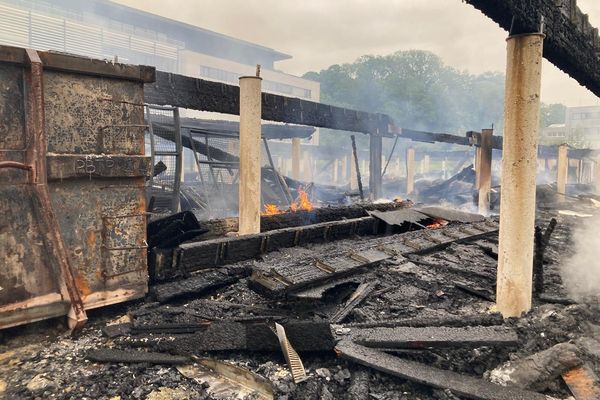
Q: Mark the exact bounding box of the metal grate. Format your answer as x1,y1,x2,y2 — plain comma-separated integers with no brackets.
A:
146,105,182,214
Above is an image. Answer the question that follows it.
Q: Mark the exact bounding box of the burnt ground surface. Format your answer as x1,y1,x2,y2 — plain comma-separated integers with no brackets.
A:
2,203,600,400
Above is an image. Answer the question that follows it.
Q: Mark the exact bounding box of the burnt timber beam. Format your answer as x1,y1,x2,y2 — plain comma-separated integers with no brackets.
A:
146,71,600,159
178,117,316,140
336,340,550,400
349,325,519,349
145,71,390,136
464,0,600,99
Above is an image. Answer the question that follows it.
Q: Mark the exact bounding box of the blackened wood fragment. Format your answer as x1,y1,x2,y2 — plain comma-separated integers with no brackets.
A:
336,340,549,400
87,349,189,364
350,325,518,349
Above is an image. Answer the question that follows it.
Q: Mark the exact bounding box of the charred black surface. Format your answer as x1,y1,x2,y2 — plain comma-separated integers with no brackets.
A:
145,71,390,135
87,349,190,365
465,0,600,99
336,340,549,400
349,325,519,349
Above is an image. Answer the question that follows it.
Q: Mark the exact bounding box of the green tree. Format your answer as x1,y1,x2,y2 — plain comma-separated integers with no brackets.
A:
539,103,566,129
304,50,506,148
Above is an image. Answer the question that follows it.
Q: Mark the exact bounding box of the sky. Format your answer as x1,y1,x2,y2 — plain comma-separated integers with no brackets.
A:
114,0,600,107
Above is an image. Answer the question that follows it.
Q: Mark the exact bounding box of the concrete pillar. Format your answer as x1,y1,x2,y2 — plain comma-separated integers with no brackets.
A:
496,33,544,318
302,150,312,182
478,129,493,214
442,158,447,179
556,144,568,195
369,135,383,199
595,158,600,194
474,147,481,188
333,158,339,184
406,147,415,195
341,156,348,183
292,138,301,180
423,155,430,175
238,75,262,235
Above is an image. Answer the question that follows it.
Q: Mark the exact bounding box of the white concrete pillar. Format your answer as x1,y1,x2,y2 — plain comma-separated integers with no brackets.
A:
238,74,262,235
406,147,415,195
292,138,301,180
496,33,544,318
478,129,493,214
557,144,568,195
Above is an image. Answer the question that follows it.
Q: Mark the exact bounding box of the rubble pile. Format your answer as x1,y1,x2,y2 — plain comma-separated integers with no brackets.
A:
2,204,600,400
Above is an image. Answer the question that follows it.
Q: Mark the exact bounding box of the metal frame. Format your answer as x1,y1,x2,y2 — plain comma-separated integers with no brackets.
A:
146,104,183,213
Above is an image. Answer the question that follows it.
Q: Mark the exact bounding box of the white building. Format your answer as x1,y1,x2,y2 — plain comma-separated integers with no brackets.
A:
541,105,600,148
0,0,320,104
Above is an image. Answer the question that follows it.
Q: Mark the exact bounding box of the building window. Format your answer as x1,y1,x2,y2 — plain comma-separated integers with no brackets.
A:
199,65,313,99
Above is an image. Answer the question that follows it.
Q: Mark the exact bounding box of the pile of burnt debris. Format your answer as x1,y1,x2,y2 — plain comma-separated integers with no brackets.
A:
2,199,600,400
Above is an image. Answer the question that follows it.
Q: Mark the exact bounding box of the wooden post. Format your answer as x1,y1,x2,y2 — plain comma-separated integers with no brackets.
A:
406,147,415,195
496,33,544,318
292,138,300,180
369,135,383,199
478,129,493,214
556,144,568,195
238,73,262,235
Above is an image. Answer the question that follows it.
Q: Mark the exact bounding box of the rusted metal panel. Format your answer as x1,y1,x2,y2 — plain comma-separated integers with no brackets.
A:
0,44,153,330
46,154,151,180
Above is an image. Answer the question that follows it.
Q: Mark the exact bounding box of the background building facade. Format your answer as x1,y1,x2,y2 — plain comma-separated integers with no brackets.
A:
541,105,600,148
0,0,320,102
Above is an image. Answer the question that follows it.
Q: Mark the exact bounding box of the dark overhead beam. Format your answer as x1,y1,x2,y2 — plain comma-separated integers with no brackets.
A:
145,71,598,158
465,0,600,99
178,117,316,140
144,71,390,135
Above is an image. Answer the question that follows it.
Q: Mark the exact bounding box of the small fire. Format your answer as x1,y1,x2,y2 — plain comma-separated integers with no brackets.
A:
262,187,314,216
426,218,447,229
262,203,283,216
293,187,314,212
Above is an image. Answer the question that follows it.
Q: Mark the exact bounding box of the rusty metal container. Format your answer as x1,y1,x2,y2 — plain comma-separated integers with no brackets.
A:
0,45,155,329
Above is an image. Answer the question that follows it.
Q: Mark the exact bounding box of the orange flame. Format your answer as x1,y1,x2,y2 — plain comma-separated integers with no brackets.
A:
262,187,315,216
262,203,283,216
426,218,447,229
291,187,313,212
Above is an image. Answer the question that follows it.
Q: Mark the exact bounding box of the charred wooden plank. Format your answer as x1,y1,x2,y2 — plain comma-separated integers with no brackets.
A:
87,349,189,364
198,202,407,240
341,313,504,329
131,322,211,334
155,321,335,354
149,268,248,303
350,325,518,349
335,340,549,400
330,282,376,324
173,217,377,275
249,252,381,299
250,220,499,298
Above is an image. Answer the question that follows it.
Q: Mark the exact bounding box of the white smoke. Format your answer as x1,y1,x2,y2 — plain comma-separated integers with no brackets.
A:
560,212,600,301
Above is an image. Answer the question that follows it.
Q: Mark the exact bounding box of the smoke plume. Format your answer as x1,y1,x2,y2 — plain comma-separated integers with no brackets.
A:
560,213,600,301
